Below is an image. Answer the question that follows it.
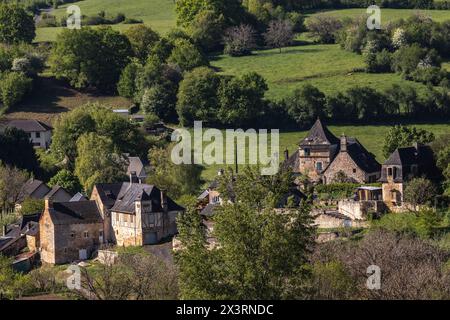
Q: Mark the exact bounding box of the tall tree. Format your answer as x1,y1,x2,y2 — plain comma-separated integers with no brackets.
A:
176,167,315,299
74,133,127,193
0,163,28,216
0,3,35,44
382,125,435,158
264,19,294,53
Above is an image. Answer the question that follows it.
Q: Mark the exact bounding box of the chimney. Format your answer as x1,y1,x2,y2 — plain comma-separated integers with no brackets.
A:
161,190,168,212
340,134,347,152
45,197,53,210
129,171,137,185
284,149,289,161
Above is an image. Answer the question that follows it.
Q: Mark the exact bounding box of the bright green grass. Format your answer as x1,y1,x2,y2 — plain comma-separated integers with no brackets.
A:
210,44,429,99
306,8,450,23
199,123,450,181
35,0,175,42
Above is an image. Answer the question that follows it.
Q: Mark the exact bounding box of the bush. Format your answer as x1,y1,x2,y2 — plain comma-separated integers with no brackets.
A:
0,72,32,110
223,24,257,57
365,49,392,73
315,183,360,200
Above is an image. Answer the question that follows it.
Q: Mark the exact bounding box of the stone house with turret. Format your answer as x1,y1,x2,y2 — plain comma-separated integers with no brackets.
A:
380,143,441,211
285,118,381,184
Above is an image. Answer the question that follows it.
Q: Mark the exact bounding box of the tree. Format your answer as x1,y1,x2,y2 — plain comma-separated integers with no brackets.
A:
124,25,160,63
0,3,35,44
403,178,437,210
141,81,178,122
76,250,178,300
176,167,316,299
51,104,148,168
306,14,342,44
168,38,208,72
49,27,132,92
48,169,82,195
218,72,268,127
147,146,203,200
0,255,31,299
188,9,226,52
223,24,256,57
264,19,294,53
19,197,44,216
0,163,28,216
176,66,221,126
117,61,141,99
0,127,39,173
0,71,32,109
74,133,127,193
285,84,326,127
382,125,435,158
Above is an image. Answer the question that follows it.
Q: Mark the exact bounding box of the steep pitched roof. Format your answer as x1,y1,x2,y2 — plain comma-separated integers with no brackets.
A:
18,179,50,202
345,138,381,173
299,118,340,146
381,144,441,182
49,201,102,225
70,193,88,202
95,182,184,214
127,157,146,178
46,186,72,202
283,150,300,173
6,120,52,132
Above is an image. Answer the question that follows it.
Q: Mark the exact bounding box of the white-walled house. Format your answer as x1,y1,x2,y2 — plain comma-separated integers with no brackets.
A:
5,120,53,149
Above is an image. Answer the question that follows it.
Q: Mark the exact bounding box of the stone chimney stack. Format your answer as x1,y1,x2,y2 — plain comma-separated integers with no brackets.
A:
129,171,137,185
45,197,53,210
340,134,348,152
161,190,168,212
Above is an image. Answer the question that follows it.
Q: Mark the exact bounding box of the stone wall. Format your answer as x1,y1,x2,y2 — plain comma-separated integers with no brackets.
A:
382,181,404,211
323,152,367,184
299,146,332,182
338,200,386,220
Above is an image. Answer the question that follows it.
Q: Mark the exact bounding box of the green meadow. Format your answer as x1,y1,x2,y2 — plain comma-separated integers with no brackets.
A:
35,0,176,42
210,44,430,99
198,123,450,181
306,8,450,23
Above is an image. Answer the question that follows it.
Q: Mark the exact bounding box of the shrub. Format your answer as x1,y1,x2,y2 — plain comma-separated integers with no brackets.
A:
0,72,32,109
223,24,257,57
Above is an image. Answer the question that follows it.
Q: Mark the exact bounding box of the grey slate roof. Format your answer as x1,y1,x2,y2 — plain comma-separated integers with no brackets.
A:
200,203,218,217
380,144,441,182
95,182,184,214
70,192,88,202
299,118,340,146
18,179,51,202
45,186,72,202
127,157,146,178
345,138,381,174
49,201,103,225
6,119,52,132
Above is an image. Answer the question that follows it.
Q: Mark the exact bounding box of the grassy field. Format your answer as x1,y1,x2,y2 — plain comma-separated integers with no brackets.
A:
306,8,450,23
35,0,176,42
210,44,430,99
2,76,131,125
199,123,450,181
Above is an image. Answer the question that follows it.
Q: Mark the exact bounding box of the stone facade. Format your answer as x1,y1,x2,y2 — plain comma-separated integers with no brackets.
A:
299,145,334,182
39,200,104,265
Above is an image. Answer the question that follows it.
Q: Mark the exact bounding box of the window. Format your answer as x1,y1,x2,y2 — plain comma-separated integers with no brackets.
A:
35,132,41,138
84,231,89,238
63,248,68,254
316,162,323,171
388,168,393,176
353,168,357,173
304,148,311,156
124,215,128,223
130,215,134,223
149,213,155,224
70,232,75,239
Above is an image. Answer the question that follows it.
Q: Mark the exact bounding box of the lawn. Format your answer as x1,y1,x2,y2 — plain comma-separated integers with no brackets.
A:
210,44,429,99
306,8,450,23
199,123,450,181
1,76,132,125
35,0,176,42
